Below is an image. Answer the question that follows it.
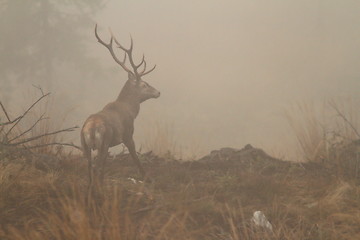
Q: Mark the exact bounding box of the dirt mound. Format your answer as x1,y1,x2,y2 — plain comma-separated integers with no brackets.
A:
105,144,333,180
330,139,360,180
199,144,277,163
184,144,292,175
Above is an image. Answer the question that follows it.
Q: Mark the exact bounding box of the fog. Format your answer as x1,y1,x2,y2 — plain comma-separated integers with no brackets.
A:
3,0,360,159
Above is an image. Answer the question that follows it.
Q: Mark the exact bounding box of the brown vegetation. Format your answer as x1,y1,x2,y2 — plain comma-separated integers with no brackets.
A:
2,96,360,239
1,142,360,240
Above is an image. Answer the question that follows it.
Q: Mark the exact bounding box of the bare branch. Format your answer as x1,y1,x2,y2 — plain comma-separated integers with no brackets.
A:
0,116,21,126
0,101,11,122
5,93,50,138
6,126,78,146
8,114,48,143
32,84,44,96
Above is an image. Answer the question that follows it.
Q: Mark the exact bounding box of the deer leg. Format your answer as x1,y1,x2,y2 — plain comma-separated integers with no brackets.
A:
82,147,93,186
124,138,145,177
98,146,109,183
82,144,95,205
81,133,93,185
87,152,93,186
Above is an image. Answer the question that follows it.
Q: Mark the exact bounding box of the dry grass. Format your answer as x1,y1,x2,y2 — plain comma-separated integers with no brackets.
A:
284,101,327,162
285,99,360,163
141,121,178,159
2,96,360,239
140,120,204,160
1,147,360,240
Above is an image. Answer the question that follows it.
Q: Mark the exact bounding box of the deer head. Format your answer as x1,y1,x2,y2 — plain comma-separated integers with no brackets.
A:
94,24,160,103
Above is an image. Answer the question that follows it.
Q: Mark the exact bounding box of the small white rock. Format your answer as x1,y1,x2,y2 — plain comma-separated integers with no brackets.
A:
251,211,273,231
128,177,137,184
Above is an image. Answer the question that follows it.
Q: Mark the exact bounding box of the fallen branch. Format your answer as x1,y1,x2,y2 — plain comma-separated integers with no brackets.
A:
23,142,82,151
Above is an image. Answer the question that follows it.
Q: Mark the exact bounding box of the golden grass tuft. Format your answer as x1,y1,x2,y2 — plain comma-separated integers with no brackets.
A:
141,121,179,159
284,101,327,162
285,98,360,167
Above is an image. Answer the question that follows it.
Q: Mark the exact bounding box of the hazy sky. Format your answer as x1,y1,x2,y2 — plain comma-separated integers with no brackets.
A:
8,0,360,159
85,0,359,158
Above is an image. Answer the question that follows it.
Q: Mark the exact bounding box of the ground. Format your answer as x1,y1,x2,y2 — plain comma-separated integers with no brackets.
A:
1,144,360,240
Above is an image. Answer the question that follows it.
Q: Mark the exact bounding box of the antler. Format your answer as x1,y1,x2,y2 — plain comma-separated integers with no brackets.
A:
95,24,156,80
111,32,156,79
95,24,132,75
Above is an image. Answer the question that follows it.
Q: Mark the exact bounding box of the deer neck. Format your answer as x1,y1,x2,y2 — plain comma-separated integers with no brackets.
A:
116,86,141,118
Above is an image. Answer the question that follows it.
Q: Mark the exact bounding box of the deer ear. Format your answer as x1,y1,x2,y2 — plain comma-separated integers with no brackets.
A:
128,72,136,81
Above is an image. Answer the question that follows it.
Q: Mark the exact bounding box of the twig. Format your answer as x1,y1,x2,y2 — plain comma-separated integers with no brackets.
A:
0,101,15,135
6,126,78,146
8,114,48,143
32,84,44,96
5,92,50,138
0,116,22,126
329,101,360,139
23,142,82,150
132,206,157,215
0,101,11,122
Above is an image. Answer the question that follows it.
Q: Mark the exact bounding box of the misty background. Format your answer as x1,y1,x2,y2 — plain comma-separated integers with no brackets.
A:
1,0,360,159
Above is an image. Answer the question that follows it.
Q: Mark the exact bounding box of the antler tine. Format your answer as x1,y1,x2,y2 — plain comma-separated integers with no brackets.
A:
95,24,108,47
112,32,130,53
139,59,147,74
111,32,141,79
126,37,141,79
106,26,156,79
122,52,127,65
135,54,145,69
129,35,134,52
95,24,132,74
141,64,156,77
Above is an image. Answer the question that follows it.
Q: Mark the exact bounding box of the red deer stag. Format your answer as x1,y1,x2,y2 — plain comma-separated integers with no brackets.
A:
81,25,160,183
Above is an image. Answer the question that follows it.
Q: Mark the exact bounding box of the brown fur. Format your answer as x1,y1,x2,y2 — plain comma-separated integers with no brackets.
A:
81,77,160,183
82,26,160,185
